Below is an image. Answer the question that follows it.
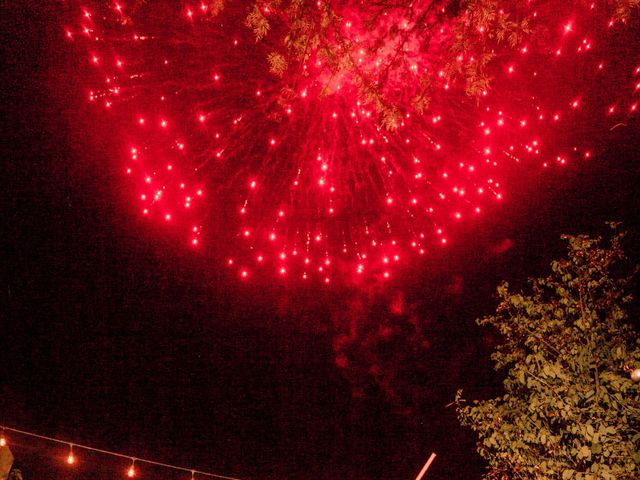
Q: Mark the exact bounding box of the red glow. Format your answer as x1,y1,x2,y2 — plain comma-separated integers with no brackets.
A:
68,1,639,283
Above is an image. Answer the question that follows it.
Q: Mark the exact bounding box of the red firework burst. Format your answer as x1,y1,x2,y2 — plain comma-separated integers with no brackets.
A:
65,1,639,284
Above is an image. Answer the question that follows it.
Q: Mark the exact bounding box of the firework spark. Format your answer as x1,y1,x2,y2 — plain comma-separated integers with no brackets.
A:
66,1,639,284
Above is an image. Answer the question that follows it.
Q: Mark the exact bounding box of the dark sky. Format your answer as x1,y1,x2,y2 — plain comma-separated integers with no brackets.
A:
2,3,639,480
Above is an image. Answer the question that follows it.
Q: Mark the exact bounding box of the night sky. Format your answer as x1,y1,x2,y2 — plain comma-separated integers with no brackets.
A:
2,2,640,480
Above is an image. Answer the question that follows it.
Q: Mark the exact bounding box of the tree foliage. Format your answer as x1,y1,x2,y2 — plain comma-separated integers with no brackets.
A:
238,0,532,129
456,226,640,480
196,0,639,130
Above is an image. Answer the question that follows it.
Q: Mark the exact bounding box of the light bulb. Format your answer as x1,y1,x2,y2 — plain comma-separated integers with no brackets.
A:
0,435,6,447
66,445,75,465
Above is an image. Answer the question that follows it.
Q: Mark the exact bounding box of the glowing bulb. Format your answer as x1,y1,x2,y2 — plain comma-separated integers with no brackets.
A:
66,446,75,465
0,434,6,447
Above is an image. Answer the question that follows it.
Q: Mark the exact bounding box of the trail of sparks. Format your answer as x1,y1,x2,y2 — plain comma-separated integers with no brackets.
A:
66,1,639,284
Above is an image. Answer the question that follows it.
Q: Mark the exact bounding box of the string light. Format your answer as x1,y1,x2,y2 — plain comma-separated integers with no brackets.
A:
66,444,76,465
127,459,136,478
0,425,241,480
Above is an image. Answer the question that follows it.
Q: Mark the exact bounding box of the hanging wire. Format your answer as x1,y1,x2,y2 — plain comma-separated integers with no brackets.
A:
0,425,242,480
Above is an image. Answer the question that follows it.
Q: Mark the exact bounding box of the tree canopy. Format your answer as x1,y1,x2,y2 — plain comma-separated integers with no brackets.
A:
191,0,640,129
456,226,640,480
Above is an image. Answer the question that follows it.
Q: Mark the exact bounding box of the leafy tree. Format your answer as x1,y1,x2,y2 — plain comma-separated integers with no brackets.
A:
456,226,640,480
191,0,640,130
